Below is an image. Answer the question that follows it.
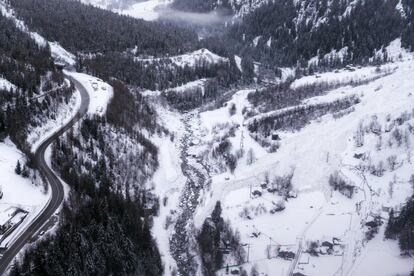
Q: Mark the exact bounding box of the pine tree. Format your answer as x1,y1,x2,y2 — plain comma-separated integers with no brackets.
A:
212,201,222,225
385,209,395,239
15,160,22,175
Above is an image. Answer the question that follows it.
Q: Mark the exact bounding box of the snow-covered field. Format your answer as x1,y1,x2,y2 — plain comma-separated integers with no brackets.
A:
63,71,113,116
153,44,414,275
49,42,76,67
0,139,49,248
150,106,186,275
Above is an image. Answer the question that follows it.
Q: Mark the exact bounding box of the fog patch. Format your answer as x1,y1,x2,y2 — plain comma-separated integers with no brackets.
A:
159,8,233,25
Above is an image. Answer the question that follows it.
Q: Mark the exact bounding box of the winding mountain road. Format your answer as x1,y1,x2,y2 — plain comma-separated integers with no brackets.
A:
0,73,90,275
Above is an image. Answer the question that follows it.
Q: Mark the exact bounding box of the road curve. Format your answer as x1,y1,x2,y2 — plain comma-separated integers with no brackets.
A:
0,74,90,275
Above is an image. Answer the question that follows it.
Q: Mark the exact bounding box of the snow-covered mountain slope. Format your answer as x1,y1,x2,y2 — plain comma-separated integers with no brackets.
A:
165,78,209,95
0,1,76,66
81,0,138,9
80,0,171,20
0,139,49,248
0,78,16,91
151,40,414,275
136,48,228,67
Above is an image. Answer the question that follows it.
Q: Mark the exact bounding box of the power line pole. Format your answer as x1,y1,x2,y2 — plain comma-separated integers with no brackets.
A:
247,243,250,263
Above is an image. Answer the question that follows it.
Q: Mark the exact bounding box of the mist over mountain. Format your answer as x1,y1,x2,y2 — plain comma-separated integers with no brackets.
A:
1,0,414,275
81,0,142,9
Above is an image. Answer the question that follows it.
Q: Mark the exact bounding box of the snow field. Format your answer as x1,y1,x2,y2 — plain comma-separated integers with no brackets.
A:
0,139,49,248
150,106,186,275
136,48,229,68
63,70,113,116
189,50,414,275
0,78,16,91
115,0,171,21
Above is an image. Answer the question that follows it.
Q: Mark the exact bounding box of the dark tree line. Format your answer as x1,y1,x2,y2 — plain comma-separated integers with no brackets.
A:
0,82,73,151
247,73,389,114
0,13,72,154
197,201,245,276
8,0,198,55
202,0,407,70
106,80,157,132
172,0,233,14
385,192,414,275
11,89,162,275
0,13,53,93
10,184,162,276
248,95,360,136
81,52,241,91
163,78,231,110
386,195,414,254
402,0,414,50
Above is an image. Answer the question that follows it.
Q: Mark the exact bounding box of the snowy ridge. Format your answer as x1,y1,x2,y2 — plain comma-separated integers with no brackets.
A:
372,38,413,63
0,78,16,91
136,48,229,68
114,0,171,21
80,0,171,21
291,63,396,90
0,1,47,47
231,0,270,18
166,78,208,95
0,1,76,66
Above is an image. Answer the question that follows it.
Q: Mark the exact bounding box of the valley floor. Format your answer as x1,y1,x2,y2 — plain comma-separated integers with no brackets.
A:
151,45,414,275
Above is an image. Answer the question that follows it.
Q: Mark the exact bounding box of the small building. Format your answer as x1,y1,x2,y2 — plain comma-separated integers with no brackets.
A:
0,207,28,243
288,190,298,198
353,153,365,159
321,241,334,249
252,190,262,197
267,187,278,193
53,61,66,70
381,204,392,213
318,246,330,255
270,201,285,213
332,237,341,245
278,245,296,260
271,132,281,141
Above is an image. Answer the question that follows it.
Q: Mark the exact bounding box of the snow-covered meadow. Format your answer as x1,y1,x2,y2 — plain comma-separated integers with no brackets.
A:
0,139,49,248
151,44,414,275
63,71,113,116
